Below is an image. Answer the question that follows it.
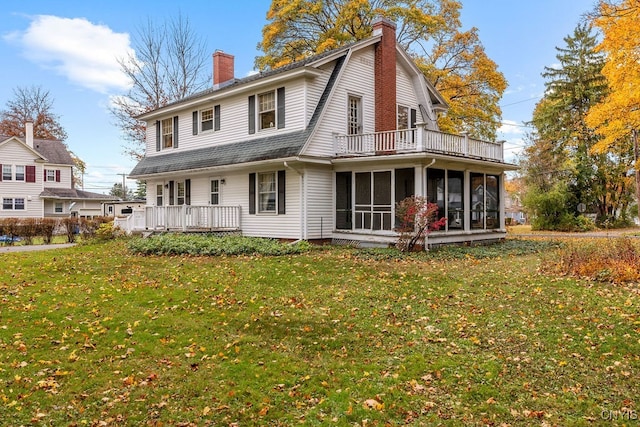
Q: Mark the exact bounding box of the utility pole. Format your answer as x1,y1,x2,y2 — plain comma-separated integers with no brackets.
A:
117,173,127,201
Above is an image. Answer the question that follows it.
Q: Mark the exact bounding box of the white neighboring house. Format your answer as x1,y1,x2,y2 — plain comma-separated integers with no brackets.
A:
125,18,517,246
0,122,118,219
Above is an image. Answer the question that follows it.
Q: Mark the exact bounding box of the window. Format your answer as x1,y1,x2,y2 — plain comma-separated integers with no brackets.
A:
258,172,276,212
348,95,362,135
157,116,178,150
2,165,12,181
14,198,25,210
427,168,465,231
2,198,13,210
210,179,220,205
55,202,63,213
249,88,284,134
470,173,500,230
258,91,276,130
156,184,163,206
397,105,409,130
354,171,392,231
249,171,285,214
45,169,56,182
162,118,173,148
201,108,213,132
177,181,185,205
15,166,24,181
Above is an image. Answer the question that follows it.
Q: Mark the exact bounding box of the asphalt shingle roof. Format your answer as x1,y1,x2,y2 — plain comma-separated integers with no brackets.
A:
130,54,346,178
0,135,76,165
39,188,119,201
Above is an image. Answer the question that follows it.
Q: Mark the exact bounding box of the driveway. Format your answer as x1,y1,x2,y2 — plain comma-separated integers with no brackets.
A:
0,243,76,253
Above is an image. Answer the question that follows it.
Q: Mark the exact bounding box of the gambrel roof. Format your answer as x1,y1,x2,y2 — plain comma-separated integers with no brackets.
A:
129,55,346,177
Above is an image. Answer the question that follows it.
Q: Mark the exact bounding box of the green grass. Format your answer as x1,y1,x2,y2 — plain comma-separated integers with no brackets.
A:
0,238,638,426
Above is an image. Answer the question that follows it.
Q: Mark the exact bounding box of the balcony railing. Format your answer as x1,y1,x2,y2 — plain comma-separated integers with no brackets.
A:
334,126,504,162
114,205,241,233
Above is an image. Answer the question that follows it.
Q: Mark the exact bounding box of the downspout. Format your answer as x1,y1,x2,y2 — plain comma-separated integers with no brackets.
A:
284,162,305,240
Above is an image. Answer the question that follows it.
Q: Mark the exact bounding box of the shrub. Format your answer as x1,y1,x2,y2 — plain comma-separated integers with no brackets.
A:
40,218,58,244
60,217,79,243
543,238,640,283
127,234,312,257
394,196,447,251
93,222,124,241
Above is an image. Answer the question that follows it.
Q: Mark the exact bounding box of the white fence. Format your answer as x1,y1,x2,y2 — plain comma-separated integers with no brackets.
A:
114,205,241,233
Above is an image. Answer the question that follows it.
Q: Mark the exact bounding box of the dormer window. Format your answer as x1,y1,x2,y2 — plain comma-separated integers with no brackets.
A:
258,91,276,130
248,87,285,134
161,118,173,148
201,108,214,132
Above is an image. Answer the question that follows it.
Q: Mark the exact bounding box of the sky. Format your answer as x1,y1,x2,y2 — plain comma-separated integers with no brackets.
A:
0,0,597,194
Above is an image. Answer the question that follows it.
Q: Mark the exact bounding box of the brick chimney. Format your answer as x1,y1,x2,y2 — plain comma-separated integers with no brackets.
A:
373,17,397,133
25,121,34,148
213,51,235,86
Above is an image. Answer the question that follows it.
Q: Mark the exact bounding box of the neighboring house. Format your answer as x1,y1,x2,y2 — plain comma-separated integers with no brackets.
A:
103,200,146,217
0,122,118,219
504,193,526,225
126,18,517,246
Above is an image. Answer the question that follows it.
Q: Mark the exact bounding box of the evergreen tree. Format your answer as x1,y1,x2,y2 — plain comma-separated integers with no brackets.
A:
523,24,634,227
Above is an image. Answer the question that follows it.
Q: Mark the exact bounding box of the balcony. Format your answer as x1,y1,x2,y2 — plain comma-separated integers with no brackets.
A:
334,126,504,162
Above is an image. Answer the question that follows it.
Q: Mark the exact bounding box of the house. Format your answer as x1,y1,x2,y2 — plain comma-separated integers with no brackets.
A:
0,122,118,219
103,199,147,217
125,18,517,246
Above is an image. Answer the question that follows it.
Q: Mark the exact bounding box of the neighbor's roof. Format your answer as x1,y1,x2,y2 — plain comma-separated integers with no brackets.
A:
129,55,346,178
40,188,119,201
0,135,75,165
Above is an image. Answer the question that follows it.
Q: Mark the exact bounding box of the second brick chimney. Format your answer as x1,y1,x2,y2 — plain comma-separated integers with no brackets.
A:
213,51,235,87
373,17,397,133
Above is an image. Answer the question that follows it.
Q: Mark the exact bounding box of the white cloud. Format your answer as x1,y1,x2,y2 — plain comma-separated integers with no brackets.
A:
498,119,526,136
5,15,133,93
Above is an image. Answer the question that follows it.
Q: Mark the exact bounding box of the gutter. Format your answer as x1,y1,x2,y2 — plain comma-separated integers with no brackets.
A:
284,161,306,241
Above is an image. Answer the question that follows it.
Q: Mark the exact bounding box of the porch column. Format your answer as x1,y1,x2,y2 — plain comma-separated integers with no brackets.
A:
415,122,426,152
499,172,506,230
464,170,471,232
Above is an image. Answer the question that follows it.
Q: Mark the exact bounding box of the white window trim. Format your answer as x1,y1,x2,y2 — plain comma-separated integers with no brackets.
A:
257,171,277,213
347,94,363,135
15,165,25,182
2,165,12,181
201,107,214,133
161,118,173,148
258,90,276,131
46,169,56,182
210,178,221,205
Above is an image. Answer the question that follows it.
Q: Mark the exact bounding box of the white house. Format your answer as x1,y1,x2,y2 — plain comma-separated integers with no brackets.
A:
0,122,118,219
126,18,517,246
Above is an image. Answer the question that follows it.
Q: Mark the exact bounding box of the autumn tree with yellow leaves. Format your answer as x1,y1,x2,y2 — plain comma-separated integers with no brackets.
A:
586,0,640,223
256,0,506,141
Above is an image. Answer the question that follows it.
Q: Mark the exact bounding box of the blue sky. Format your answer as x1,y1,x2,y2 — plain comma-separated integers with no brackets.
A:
1,0,596,194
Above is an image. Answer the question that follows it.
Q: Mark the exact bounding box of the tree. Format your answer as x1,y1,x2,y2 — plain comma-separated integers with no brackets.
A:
112,14,211,160
586,0,640,223
256,0,506,141
109,182,134,200
522,24,634,227
133,180,147,200
0,85,86,188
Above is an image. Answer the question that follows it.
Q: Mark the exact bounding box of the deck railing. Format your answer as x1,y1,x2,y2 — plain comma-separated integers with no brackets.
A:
334,126,504,162
114,205,241,233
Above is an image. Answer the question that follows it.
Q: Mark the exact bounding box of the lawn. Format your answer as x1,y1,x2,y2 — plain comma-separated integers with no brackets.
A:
0,238,638,426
